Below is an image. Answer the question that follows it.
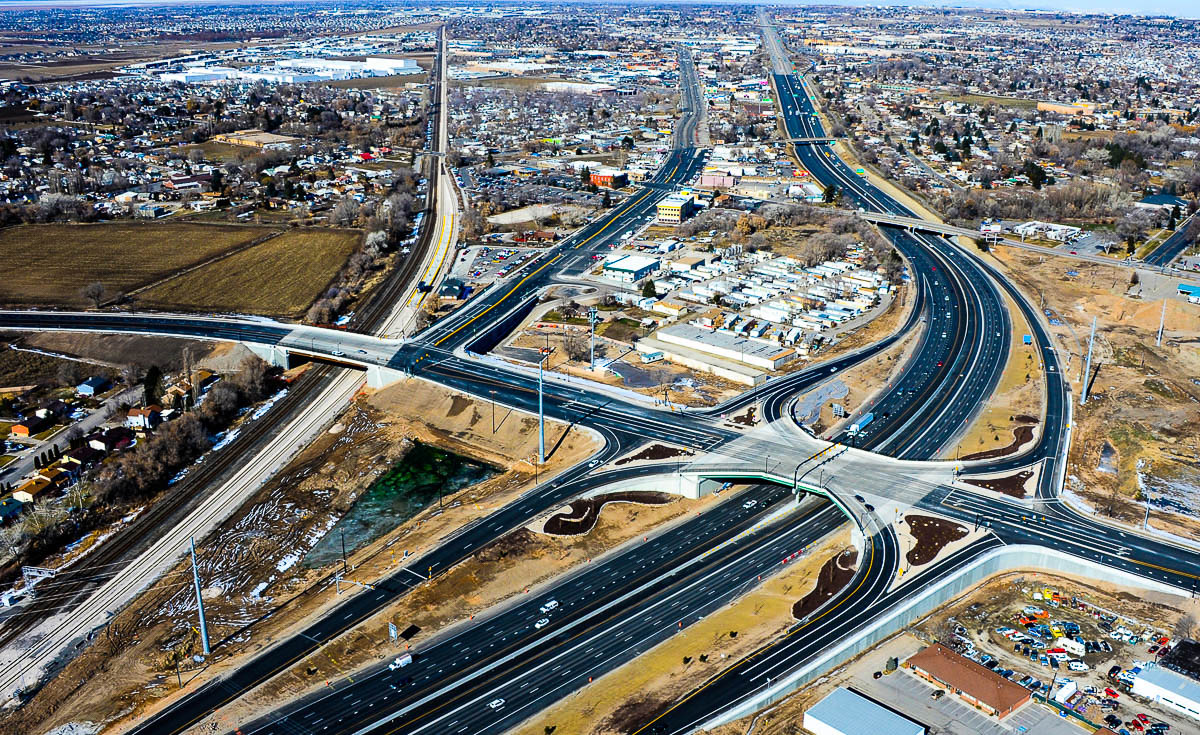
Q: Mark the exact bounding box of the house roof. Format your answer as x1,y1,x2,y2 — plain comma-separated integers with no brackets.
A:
907,643,1030,713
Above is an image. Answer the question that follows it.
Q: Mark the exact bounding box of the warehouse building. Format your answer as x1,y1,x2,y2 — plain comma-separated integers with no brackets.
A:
602,254,660,283
803,688,925,735
1132,665,1200,721
906,643,1030,719
656,323,796,370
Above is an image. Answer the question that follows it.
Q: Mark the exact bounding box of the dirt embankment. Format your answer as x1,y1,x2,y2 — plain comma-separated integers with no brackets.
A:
541,491,674,536
960,418,1038,461
904,515,968,566
792,548,858,620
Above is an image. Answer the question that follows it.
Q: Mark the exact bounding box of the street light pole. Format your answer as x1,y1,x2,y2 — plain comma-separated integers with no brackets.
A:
538,352,547,466
588,306,598,370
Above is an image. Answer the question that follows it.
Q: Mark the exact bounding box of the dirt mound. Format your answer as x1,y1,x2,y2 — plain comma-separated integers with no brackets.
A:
542,492,674,536
964,469,1033,498
792,548,858,620
905,515,968,566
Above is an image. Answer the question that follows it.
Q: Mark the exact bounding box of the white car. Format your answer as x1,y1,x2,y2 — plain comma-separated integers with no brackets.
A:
743,500,757,509
535,618,550,629
488,699,505,710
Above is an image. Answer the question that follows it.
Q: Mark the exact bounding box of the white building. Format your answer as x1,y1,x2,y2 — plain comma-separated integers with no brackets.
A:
803,688,925,735
1131,665,1200,721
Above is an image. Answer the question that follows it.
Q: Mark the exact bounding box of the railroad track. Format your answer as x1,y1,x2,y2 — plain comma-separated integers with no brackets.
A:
0,24,447,673
0,368,335,652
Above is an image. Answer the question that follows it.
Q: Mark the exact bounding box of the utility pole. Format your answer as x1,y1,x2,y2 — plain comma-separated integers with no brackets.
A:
588,306,599,370
538,349,548,466
1081,316,1097,405
189,537,210,656
1156,298,1166,347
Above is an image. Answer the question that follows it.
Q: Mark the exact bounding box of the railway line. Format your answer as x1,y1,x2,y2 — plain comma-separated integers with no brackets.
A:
0,25,450,685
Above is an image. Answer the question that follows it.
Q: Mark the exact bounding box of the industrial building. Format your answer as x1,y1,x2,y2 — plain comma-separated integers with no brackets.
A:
906,643,1031,719
655,323,796,370
1132,665,1200,721
656,193,696,224
803,688,925,735
602,254,660,283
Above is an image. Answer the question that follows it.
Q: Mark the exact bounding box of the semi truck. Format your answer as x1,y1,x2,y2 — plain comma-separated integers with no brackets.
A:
847,412,874,436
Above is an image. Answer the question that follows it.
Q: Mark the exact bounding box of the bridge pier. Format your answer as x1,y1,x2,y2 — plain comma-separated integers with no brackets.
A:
365,365,408,390
243,342,290,369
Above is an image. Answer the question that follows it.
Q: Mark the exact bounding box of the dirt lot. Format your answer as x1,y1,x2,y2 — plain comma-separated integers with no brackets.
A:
509,527,853,735
7,377,606,735
137,229,361,317
0,222,278,306
990,248,1200,537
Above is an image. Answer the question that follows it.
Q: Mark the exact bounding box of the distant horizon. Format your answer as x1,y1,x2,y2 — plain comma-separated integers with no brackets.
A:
0,0,1194,21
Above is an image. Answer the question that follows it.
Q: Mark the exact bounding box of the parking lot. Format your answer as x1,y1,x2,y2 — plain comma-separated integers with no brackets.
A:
448,245,542,285
842,634,1086,735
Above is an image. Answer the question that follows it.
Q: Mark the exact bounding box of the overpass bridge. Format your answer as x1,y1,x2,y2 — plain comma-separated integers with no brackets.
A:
787,136,836,144
0,310,410,388
857,211,1200,282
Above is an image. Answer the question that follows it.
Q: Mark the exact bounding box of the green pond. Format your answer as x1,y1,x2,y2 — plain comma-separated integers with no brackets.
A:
303,443,494,568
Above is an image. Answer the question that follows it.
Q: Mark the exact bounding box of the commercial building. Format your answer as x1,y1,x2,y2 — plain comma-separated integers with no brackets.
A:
1132,665,1200,721
590,167,628,188
602,254,660,283
212,129,300,151
657,193,696,224
655,323,796,370
906,643,1031,719
803,688,925,735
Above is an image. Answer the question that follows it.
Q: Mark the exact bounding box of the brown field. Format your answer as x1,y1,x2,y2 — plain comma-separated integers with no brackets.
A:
137,229,360,316
0,222,277,306
327,72,428,89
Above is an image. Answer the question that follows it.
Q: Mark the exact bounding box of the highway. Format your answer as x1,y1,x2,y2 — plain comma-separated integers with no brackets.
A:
236,492,844,735
765,35,1010,460
8,20,1194,735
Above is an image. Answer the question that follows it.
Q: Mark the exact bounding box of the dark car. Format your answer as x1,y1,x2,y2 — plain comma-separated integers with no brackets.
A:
1109,665,1123,678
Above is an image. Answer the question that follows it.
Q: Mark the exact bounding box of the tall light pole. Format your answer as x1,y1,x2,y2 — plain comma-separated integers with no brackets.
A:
588,306,599,370
1081,316,1097,405
189,537,210,656
538,348,549,465
1156,298,1166,347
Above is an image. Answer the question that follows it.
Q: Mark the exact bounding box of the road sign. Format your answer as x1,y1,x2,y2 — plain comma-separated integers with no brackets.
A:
831,403,845,418
389,622,398,642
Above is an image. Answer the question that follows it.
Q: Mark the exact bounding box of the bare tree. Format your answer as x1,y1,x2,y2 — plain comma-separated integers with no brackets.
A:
81,281,107,308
